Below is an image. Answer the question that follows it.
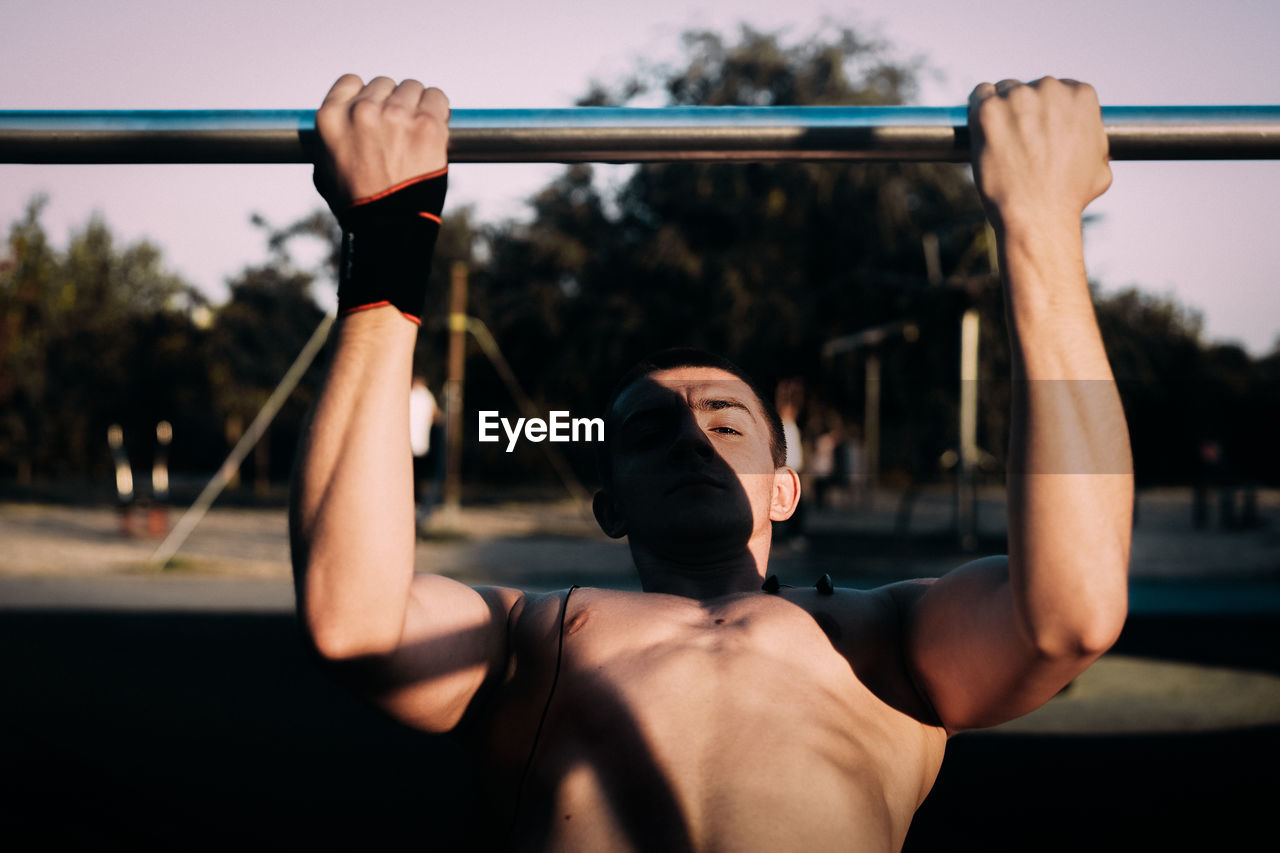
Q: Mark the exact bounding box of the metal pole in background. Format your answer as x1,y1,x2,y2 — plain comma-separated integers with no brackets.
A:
822,321,919,511
2,106,1279,163
957,308,981,551
441,261,468,519
864,352,881,508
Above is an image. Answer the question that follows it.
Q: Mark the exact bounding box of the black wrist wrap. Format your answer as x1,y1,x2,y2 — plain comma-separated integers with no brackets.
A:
336,168,448,324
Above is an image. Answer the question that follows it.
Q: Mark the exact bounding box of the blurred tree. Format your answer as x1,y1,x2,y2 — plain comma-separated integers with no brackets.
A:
0,197,207,487
205,263,325,491
1250,347,1280,483
0,197,58,484
1093,286,1205,483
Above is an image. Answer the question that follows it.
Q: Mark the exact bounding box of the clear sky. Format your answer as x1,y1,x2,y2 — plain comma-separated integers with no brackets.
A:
2,0,1277,354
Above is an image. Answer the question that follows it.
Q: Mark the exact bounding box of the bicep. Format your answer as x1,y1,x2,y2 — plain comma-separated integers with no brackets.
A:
896,556,1102,734
348,575,520,733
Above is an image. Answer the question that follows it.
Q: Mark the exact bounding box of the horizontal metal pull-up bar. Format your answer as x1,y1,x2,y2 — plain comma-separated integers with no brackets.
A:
2,106,1278,164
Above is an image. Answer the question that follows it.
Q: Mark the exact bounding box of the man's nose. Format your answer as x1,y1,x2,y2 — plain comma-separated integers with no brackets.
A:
669,412,713,460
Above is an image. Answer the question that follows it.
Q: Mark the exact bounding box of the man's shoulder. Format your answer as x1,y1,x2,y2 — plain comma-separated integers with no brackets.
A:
482,586,561,637
500,586,637,646
774,579,910,616
777,580,943,725
774,583,900,645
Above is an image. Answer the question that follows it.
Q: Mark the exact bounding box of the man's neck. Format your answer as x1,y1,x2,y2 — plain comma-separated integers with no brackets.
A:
630,533,772,600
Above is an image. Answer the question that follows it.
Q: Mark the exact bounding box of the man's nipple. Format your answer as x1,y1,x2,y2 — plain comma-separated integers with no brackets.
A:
566,609,591,636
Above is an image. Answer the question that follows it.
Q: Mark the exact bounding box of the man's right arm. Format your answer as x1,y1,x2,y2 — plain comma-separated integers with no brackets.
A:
290,75,519,733
892,79,1130,733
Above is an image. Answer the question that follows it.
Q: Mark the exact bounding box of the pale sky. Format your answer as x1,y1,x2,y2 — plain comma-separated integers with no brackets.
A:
2,0,1277,353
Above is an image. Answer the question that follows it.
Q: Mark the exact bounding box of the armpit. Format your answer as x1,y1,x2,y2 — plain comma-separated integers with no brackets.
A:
867,583,946,727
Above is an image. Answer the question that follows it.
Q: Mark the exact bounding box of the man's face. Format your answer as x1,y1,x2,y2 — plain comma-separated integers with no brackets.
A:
599,367,792,554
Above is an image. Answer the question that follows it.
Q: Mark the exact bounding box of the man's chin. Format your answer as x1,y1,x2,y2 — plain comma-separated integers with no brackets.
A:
632,513,754,558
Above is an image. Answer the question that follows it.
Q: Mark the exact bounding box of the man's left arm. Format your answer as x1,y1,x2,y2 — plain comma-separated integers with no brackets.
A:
897,78,1132,734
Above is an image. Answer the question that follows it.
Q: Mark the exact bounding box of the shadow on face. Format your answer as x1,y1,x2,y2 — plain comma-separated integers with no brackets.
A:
593,372,785,562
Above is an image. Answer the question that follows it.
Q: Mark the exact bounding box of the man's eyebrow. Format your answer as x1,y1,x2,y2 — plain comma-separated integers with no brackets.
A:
617,396,758,427
693,397,758,421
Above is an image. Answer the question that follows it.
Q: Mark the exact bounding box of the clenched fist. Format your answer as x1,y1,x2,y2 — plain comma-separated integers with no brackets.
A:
968,77,1111,234
313,74,450,210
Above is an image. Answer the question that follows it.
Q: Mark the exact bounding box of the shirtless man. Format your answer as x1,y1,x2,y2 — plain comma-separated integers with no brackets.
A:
291,74,1132,851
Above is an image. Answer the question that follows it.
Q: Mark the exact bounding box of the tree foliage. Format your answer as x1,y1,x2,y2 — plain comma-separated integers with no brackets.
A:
0,197,208,485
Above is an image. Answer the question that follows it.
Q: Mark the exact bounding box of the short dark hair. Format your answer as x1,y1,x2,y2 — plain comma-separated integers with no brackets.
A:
597,348,788,484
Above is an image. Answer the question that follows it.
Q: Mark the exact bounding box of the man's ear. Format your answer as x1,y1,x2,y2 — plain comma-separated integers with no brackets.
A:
768,466,801,522
593,490,628,539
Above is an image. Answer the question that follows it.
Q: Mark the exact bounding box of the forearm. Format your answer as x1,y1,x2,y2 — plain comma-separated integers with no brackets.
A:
1000,219,1132,657
291,308,419,659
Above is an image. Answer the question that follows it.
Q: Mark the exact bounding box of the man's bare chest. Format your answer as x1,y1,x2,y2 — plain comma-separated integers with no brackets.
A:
480,588,946,849
559,589,860,709
506,589,939,764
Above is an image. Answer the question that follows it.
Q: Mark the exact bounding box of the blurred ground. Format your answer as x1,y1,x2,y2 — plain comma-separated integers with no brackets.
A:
2,484,1279,850
5,484,1278,584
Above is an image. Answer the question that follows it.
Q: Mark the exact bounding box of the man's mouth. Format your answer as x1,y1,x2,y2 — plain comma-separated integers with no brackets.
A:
665,473,725,494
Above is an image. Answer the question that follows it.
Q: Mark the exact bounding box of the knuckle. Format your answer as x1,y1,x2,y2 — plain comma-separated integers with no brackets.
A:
315,104,346,135
349,98,381,124
425,86,450,106
969,82,996,107
320,74,364,113
1006,84,1035,102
